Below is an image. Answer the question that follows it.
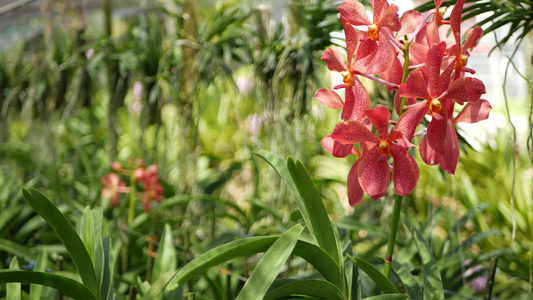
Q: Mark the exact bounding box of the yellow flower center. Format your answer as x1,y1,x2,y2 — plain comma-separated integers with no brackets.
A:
377,140,390,156
454,54,469,70
429,98,442,115
367,24,379,41
341,70,353,85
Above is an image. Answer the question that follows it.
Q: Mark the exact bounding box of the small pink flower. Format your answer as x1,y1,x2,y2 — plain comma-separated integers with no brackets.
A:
134,164,164,212
101,173,129,207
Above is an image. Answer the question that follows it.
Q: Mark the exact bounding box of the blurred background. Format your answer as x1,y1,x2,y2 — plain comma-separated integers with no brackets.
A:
0,0,532,298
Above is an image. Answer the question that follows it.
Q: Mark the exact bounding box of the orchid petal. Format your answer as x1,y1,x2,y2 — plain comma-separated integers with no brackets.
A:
391,144,419,196
427,116,447,154
380,56,403,92
347,160,365,206
408,42,429,66
395,100,429,142
321,135,354,158
357,146,390,198
322,47,347,72
450,0,465,46
315,89,344,110
342,79,371,121
341,16,359,67
339,0,371,26
454,99,491,124
426,41,446,98
396,10,424,39
366,32,395,74
365,106,391,140
419,134,439,165
440,121,459,174
399,69,430,100
376,4,402,31
438,61,455,96
393,91,417,115
445,77,486,104
463,26,483,51
332,120,380,145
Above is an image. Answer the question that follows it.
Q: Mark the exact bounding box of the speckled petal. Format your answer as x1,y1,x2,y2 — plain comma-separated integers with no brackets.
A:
357,146,391,198
339,0,371,26
445,77,486,104
322,47,347,72
440,121,459,175
391,144,419,196
454,99,491,124
399,69,430,100
365,106,391,140
348,160,365,206
332,120,380,145
315,89,344,110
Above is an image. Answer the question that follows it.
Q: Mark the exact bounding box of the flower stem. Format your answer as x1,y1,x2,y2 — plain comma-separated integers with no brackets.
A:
383,194,403,279
127,179,136,225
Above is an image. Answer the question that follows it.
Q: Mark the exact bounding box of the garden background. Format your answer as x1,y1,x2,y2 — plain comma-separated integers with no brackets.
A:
0,0,532,299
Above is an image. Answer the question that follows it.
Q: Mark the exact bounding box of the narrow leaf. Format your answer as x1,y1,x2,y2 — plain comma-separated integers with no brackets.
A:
348,256,400,294
364,295,409,300
21,188,98,298
8,257,21,300
287,158,342,265
0,270,95,300
236,224,304,300
264,279,345,300
392,260,423,300
30,248,48,300
152,224,177,283
405,219,444,300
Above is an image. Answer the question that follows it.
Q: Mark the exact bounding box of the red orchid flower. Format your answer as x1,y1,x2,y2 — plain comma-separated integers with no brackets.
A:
339,0,401,74
133,164,164,212
331,106,420,205
101,173,129,207
420,98,491,174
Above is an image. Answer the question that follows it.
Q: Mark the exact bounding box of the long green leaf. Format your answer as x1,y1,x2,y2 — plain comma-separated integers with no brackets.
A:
363,295,409,300
0,270,96,300
287,158,341,265
30,248,48,300
264,279,345,300
392,260,423,300
236,224,304,300
21,188,98,298
8,257,21,300
167,235,343,292
348,256,400,294
80,206,95,262
0,238,36,261
406,220,444,300
152,224,177,284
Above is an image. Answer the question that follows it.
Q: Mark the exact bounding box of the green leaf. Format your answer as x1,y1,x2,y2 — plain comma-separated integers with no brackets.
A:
348,256,400,294
0,270,96,300
30,248,48,300
152,224,177,284
363,294,409,300
167,235,343,291
392,260,423,300
21,188,98,298
236,224,304,300
0,238,36,261
287,158,341,265
142,270,177,300
405,219,444,300
80,206,95,262
264,279,345,300
8,257,21,300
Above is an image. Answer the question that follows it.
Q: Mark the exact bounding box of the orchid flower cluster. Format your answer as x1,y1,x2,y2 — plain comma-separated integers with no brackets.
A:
101,159,164,213
317,0,491,206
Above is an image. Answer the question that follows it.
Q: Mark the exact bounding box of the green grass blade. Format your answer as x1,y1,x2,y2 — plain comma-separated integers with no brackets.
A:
264,279,345,300
236,224,304,300
287,158,341,265
392,260,423,300
348,256,400,294
0,238,36,261
405,219,444,300
363,294,409,300
8,257,21,300
30,248,48,300
152,224,177,283
0,270,96,300
80,206,95,262
21,188,98,298
142,270,177,300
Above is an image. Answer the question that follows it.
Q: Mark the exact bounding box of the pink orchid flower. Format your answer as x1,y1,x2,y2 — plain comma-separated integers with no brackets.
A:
420,99,491,174
101,173,129,207
331,106,420,205
135,164,164,212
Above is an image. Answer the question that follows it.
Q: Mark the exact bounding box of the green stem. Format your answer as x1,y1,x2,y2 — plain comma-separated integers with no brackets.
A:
127,180,136,225
399,38,411,116
383,194,403,279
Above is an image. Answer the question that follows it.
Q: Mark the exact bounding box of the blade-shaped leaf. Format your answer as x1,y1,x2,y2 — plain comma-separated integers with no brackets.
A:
363,295,409,300
152,224,177,283
30,248,48,300
80,206,95,262
236,224,304,300
348,256,400,294
8,257,21,300
21,188,98,298
0,270,96,300
392,260,423,300
405,219,444,300
287,158,342,265
264,279,345,300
